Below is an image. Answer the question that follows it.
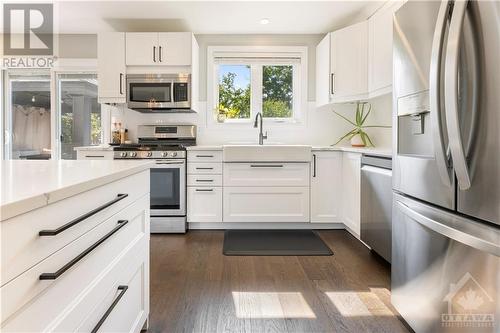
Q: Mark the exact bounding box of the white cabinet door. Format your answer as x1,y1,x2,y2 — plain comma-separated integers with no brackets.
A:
125,33,159,66
223,187,309,223
315,33,332,107
368,1,405,97
187,187,222,223
76,150,114,160
330,21,368,103
158,33,192,66
98,33,126,104
223,163,310,187
341,152,361,236
311,151,342,223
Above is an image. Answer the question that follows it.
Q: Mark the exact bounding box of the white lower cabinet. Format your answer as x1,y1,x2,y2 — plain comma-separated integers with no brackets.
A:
187,187,223,223
76,150,114,160
0,170,150,332
311,151,342,222
187,150,223,223
341,152,362,236
223,186,310,223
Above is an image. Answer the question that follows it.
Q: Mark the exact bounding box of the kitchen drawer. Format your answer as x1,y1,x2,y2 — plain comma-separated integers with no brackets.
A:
223,186,310,222
0,195,149,328
187,162,222,175
187,150,223,163
187,187,223,223
77,150,114,160
224,163,310,187
52,240,148,333
1,170,149,287
187,174,222,187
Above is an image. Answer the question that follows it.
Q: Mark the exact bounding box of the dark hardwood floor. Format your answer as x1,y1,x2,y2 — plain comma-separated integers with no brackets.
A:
149,230,409,333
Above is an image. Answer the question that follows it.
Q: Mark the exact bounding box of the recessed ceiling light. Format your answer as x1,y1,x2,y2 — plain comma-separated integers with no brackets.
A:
260,18,270,25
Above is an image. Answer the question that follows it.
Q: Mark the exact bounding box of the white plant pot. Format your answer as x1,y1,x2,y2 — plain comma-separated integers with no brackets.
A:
350,134,365,147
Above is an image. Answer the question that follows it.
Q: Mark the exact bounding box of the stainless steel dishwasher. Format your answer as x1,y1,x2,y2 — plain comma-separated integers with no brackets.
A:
360,155,392,262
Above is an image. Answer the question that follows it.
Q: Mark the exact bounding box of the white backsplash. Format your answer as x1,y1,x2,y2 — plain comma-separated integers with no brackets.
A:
107,94,392,149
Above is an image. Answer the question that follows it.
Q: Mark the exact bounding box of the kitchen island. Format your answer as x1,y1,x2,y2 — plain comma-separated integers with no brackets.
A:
1,160,152,332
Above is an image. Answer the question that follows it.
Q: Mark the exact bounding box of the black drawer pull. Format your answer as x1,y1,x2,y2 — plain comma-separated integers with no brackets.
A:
196,167,214,170
196,155,214,158
39,194,128,236
39,220,129,280
85,155,105,158
196,189,214,192
250,164,283,168
91,285,128,333
196,179,214,182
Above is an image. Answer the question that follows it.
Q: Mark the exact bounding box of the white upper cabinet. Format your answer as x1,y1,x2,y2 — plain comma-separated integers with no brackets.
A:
315,21,368,106
158,33,192,66
126,32,193,66
98,32,126,104
315,34,332,107
311,151,343,223
125,33,159,66
331,21,369,103
368,1,405,98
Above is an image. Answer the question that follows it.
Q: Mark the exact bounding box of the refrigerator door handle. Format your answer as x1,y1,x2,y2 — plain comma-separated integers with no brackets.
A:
444,0,472,190
430,0,452,187
396,201,500,256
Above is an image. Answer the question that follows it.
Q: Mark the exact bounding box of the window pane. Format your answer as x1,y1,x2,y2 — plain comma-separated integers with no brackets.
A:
262,65,293,118
58,74,101,160
9,75,51,159
218,64,251,119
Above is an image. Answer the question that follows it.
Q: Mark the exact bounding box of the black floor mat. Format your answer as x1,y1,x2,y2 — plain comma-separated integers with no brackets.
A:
223,229,333,256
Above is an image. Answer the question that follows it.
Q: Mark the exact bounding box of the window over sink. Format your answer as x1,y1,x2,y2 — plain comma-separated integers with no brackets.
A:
208,46,307,126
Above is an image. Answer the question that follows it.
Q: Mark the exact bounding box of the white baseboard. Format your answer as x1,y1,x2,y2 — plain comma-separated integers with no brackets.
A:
188,222,345,230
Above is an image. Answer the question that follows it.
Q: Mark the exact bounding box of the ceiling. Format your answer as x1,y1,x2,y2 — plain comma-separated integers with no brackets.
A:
54,1,383,34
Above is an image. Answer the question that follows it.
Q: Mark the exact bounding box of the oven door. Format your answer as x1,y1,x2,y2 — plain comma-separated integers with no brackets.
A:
150,160,186,216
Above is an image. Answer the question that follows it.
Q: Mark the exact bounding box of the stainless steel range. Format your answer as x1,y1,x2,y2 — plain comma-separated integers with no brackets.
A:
114,124,196,233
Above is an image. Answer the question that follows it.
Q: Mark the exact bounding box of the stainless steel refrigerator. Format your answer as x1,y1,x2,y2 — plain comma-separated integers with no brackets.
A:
391,1,500,332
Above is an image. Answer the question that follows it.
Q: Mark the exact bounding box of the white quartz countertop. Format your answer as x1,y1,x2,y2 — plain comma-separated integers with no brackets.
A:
186,145,223,151
311,146,392,158
1,160,153,221
73,145,114,151
187,145,391,157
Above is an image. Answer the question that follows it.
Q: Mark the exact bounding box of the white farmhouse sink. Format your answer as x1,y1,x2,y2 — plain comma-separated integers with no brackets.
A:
223,145,311,162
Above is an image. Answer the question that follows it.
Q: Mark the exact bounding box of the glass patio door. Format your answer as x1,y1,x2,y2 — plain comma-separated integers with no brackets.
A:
4,72,51,159
57,73,101,159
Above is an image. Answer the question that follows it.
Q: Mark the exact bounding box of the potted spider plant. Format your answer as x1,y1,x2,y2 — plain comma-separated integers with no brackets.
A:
332,102,390,147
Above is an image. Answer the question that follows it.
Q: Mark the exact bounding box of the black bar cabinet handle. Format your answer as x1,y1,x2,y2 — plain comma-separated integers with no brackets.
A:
39,220,129,280
119,73,123,95
196,167,214,170
313,154,317,177
91,285,128,333
153,46,156,62
250,164,283,168
196,155,214,158
85,155,105,158
196,189,214,192
196,179,214,182
39,194,128,236
159,46,162,62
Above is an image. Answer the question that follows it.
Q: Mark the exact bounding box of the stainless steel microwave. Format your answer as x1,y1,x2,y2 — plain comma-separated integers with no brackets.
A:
126,74,192,112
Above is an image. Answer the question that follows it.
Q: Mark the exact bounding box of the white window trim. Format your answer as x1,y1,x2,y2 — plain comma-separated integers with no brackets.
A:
207,45,308,128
